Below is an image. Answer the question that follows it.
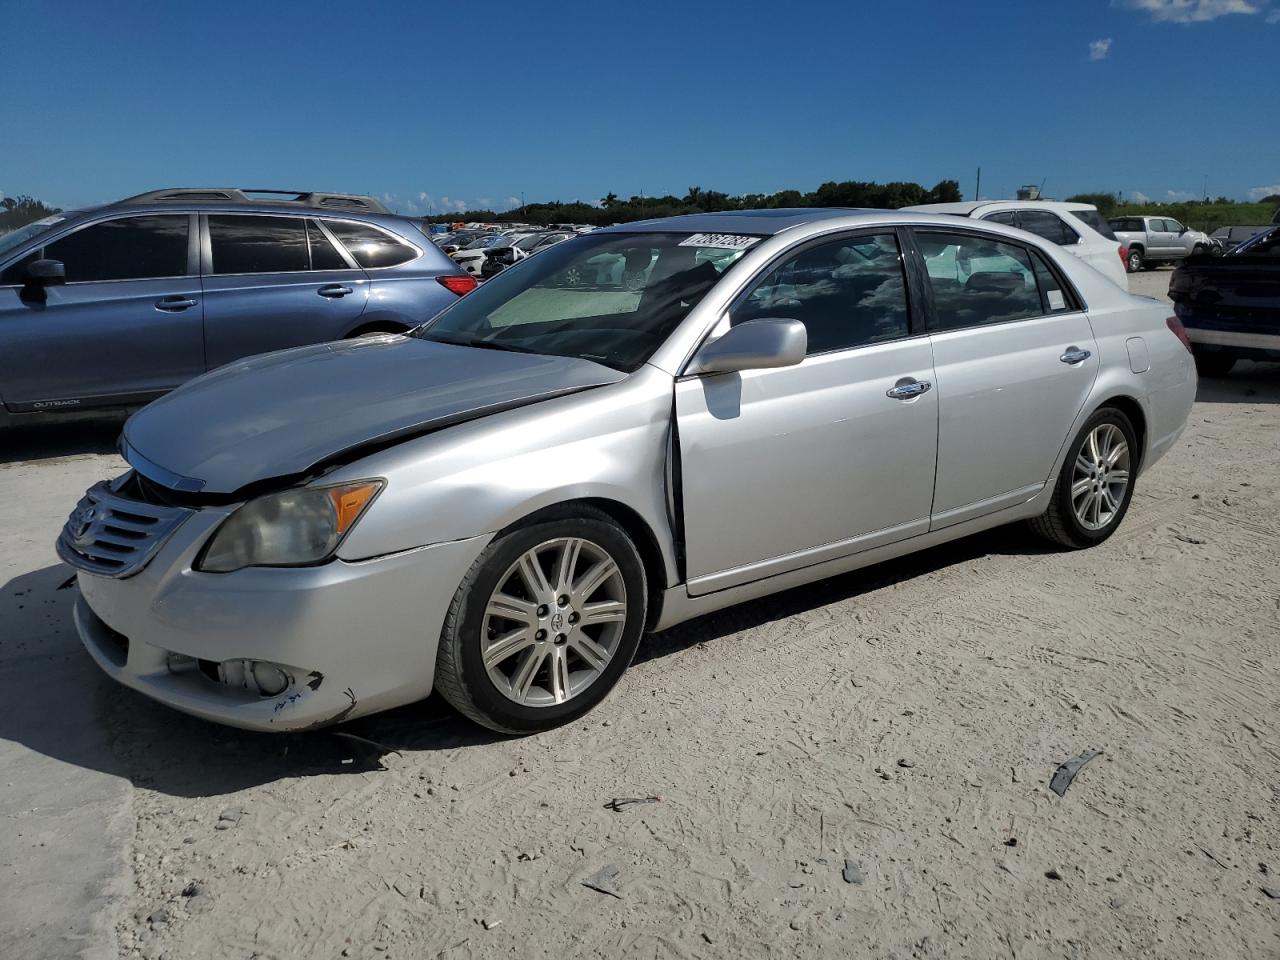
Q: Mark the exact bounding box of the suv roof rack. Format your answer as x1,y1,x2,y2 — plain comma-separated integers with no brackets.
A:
115,188,391,214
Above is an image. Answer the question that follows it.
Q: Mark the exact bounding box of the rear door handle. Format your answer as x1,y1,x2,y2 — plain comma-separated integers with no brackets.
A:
318,284,353,298
1060,347,1092,365
886,378,932,400
155,296,198,312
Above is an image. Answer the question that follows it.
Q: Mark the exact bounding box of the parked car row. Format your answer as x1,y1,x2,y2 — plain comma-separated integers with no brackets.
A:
443,229,576,279
49,205,1197,734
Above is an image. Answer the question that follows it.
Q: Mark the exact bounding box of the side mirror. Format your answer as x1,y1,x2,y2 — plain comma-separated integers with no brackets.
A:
20,259,65,304
27,259,65,284
687,318,807,376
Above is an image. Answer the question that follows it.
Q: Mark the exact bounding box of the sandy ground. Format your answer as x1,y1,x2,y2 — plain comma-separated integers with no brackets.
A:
3,269,1279,959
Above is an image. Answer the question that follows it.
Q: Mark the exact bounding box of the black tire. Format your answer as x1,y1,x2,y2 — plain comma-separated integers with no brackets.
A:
434,509,647,734
1194,352,1236,378
1126,247,1144,273
1028,407,1138,550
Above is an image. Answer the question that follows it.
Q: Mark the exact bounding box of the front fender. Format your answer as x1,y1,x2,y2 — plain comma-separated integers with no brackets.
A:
327,367,681,587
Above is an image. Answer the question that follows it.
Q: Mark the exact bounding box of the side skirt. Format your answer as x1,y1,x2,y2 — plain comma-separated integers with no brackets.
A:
651,482,1055,633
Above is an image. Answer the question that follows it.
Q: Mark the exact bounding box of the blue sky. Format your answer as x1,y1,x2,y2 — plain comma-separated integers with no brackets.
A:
2,0,1277,214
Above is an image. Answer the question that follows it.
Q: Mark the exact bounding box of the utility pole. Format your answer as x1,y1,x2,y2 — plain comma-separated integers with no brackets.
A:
974,167,981,202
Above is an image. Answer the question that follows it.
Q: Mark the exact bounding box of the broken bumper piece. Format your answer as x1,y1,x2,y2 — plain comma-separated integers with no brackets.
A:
71,526,491,732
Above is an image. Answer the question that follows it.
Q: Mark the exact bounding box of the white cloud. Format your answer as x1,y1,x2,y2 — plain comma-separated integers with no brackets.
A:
1089,37,1113,59
1166,189,1196,200
1121,0,1259,23
1248,184,1280,200
1268,7,1280,20
505,196,522,209
1130,190,1152,203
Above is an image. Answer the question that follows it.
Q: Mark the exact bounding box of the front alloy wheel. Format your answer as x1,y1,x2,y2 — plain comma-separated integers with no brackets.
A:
482,537,627,706
434,511,647,733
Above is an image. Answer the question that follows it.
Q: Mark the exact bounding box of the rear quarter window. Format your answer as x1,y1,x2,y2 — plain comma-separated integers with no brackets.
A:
1073,211,1117,241
324,220,419,268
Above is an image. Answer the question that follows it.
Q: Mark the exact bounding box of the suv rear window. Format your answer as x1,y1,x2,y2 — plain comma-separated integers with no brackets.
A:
1072,210,1117,241
323,220,417,268
209,215,309,274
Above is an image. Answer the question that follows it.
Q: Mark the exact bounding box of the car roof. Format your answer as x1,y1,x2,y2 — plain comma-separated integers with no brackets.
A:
906,200,1098,216
600,208,883,237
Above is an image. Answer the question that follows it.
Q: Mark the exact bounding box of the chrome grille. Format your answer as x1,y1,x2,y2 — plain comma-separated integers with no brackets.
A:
56,479,194,578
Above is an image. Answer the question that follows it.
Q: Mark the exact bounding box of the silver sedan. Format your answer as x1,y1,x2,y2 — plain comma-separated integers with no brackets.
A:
58,209,1197,733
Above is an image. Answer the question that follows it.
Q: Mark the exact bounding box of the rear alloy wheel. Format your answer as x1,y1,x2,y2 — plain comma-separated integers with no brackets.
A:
1029,408,1137,549
1127,248,1144,273
1194,352,1236,378
434,512,647,733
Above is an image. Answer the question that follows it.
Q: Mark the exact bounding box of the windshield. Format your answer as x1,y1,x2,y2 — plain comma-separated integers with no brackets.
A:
0,215,66,260
465,234,507,249
514,234,546,251
413,230,759,371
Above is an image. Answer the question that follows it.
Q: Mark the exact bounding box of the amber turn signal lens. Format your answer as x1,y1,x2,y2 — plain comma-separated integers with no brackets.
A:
326,482,382,534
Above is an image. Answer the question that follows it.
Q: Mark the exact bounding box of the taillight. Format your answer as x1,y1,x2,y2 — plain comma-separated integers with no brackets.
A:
1118,244,1129,265
437,275,478,296
1166,315,1193,354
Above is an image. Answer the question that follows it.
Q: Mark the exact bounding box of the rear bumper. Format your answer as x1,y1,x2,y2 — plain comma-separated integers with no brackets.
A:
74,530,491,731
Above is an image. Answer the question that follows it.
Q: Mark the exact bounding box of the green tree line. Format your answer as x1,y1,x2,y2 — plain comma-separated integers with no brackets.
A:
428,179,964,227
1066,191,1280,233
0,195,62,234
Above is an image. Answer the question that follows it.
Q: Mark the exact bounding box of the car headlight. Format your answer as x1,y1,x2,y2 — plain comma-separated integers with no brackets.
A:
196,480,383,573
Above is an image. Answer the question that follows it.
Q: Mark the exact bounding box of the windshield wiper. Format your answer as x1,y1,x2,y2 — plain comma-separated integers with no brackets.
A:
421,332,541,355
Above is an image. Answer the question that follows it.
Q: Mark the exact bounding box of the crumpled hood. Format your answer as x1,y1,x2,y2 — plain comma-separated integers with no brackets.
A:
123,336,626,495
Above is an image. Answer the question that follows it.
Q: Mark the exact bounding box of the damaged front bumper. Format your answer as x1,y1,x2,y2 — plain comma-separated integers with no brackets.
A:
71,509,491,732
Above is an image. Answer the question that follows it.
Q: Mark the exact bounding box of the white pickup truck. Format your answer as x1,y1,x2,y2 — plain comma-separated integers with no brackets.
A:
1107,216,1214,272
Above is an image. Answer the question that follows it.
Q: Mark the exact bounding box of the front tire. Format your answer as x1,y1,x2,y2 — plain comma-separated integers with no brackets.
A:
434,510,647,733
1029,408,1137,549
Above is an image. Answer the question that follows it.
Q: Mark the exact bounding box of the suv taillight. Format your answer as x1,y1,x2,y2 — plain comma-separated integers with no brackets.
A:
1166,315,1193,355
1118,244,1129,265
437,275,478,296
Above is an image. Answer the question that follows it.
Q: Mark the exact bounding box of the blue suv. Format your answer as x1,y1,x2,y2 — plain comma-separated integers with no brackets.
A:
0,188,476,424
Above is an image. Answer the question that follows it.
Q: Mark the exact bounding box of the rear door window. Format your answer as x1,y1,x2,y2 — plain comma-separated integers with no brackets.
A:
307,221,349,270
209,215,309,275
32,215,189,283
983,211,1018,226
322,220,418,268
917,231,1044,331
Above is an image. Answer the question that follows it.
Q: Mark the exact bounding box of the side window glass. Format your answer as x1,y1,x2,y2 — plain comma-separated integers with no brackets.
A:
984,211,1017,225
209,215,308,275
1019,211,1075,246
733,232,909,354
1166,220,1183,233
919,231,1042,331
307,221,348,270
322,220,417,268
1029,251,1075,313
0,249,41,285
42,216,188,283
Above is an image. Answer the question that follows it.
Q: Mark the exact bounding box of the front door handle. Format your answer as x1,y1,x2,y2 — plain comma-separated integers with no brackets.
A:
886,378,932,400
155,296,198,312
318,284,353,298
1060,347,1092,365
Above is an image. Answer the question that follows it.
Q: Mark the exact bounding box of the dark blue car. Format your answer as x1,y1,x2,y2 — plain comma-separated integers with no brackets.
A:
1170,224,1280,377
0,188,475,423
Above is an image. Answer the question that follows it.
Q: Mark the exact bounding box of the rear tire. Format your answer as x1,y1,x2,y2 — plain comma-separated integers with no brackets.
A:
1194,352,1236,378
1127,248,1145,273
434,510,647,734
1028,407,1137,550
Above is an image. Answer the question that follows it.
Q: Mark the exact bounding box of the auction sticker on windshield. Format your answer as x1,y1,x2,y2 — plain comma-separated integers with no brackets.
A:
679,233,761,250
